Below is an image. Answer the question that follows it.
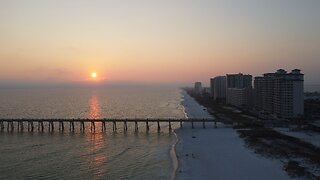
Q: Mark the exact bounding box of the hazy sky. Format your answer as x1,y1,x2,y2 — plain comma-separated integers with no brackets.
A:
1,0,320,87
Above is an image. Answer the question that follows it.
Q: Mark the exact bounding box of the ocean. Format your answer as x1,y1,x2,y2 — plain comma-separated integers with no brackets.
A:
305,84,320,92
0,87,186,179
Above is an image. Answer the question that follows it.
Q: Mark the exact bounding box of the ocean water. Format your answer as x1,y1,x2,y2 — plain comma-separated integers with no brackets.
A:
305,84,320,92
0,87,185,179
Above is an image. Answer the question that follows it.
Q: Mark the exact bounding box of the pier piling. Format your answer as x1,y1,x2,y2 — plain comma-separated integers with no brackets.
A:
146,121,149,131
112,121,117,132
91,122,95,132
38,121,44,132
8,121,14,131
28,121,34,131
0,121,4,130
80,121,85,132
157,121,160,132
18,121,24,131
6,122,10,131
49,121,54,132
123,121,127,131
102,121,106,132
59,121,64,131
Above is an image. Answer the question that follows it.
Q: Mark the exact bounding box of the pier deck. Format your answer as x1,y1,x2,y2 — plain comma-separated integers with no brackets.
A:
0,118,219,132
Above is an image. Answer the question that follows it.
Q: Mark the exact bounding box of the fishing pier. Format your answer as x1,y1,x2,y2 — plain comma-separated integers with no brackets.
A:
0,118,218,133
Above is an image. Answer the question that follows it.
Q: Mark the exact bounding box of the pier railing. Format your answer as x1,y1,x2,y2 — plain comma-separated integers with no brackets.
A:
0,118,219,132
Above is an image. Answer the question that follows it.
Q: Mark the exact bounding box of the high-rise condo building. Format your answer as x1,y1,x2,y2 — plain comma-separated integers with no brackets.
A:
226,73,252,108
194,82,202,94
254,69,304,119
210,76,226,101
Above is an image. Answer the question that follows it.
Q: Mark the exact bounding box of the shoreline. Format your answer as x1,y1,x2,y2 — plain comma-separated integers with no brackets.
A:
170,90,189,180
174,90,290,180
170,130,179,180
172,89,214,180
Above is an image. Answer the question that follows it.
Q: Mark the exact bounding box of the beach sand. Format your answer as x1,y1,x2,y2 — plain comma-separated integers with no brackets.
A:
175,90,290,180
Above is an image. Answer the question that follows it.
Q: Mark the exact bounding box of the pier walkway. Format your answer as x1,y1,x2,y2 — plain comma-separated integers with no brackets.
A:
0,118,219,132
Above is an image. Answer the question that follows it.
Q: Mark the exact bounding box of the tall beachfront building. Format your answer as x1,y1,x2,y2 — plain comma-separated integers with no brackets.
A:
226,73,252,108
210,78,215,97
194,82,202,94
254,69,304,119
210,76,226,101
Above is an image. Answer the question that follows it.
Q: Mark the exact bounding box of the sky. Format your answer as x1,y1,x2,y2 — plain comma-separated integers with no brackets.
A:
0,0,320,87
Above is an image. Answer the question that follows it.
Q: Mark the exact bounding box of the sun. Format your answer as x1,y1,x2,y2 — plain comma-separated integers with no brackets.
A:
91,72,97,79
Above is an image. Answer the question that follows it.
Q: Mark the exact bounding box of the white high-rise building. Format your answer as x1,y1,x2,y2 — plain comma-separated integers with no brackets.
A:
254,69,304,119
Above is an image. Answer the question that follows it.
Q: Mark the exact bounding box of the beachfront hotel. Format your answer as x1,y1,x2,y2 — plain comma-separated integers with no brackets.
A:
254,69,304,119
226,73,253,108
194,82,203,94
210,76,226,101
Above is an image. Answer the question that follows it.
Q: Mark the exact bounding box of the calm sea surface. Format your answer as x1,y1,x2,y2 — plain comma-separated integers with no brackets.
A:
0,87,185,179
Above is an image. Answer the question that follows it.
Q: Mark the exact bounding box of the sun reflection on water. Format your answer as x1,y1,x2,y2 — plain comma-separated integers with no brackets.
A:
87,92,107,178
87,133,108,179
89,93,101,119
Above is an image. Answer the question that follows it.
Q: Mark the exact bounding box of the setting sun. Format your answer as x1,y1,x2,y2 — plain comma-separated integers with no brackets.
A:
91,72,97,79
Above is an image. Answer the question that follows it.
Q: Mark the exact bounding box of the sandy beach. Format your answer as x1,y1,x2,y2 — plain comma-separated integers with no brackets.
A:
175,90,291,180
